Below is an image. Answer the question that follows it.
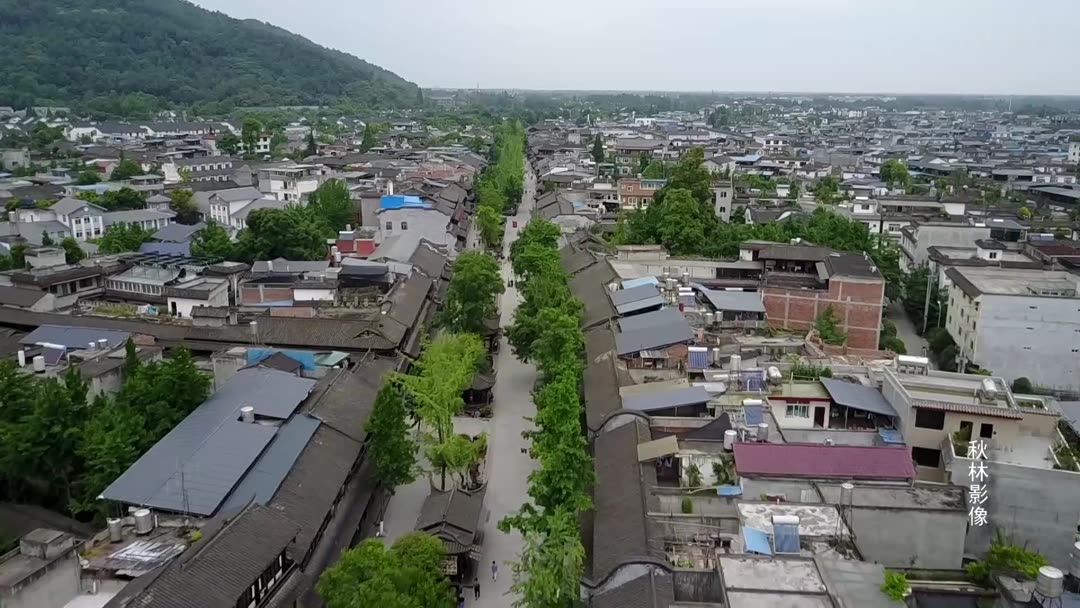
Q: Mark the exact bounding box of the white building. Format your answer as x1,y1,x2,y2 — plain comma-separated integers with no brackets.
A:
1069,141,1080,164
164,276,230,318
257,164,322,202
944,266,1080,391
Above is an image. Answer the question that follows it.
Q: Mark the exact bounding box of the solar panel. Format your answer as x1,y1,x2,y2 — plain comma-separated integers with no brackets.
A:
744,404,764,426
742,527,772,556
773,520,801,554
43,347,64,366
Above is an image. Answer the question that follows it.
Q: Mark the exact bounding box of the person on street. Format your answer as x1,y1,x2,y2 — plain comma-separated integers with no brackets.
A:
491,560,499,581
474,579,481,599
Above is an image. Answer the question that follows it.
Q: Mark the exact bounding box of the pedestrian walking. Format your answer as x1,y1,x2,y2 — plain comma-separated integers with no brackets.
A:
491,560,499,582
474,578,481,599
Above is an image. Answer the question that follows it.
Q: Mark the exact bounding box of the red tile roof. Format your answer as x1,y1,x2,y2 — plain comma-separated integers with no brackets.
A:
733,442,915,481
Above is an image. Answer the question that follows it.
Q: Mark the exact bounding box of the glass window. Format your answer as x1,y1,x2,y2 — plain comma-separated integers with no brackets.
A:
786,404,810,418
400,221,408,230
385,221,392,230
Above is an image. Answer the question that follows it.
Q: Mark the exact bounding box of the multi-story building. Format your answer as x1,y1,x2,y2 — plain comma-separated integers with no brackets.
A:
1069,141,1080,164
612,138,662,176
617,177,665,210
745,242,886,350
712,181,734,222
943,266,1080,391
163,155,234,184
258,164,322,202
898,220,990,272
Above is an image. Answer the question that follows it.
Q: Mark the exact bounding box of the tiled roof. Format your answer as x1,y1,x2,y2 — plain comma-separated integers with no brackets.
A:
733,442,915,480
911,398,1023,420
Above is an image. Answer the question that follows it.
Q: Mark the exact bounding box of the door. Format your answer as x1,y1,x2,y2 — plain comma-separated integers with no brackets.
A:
813,406,826,428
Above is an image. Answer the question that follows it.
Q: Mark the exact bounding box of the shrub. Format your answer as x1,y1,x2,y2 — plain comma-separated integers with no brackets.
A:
881,570,908,601
681,497,693,514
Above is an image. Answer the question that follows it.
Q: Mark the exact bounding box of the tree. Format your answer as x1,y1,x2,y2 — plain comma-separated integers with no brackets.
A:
658,147,714,208
360,122,382,152
307,179,354,231
317,534,454,608
305,131,317,157
218,132,241,156
642,160,669,180
97,224,155,253
76,170,101,185
114,348,210,439
391,334,484,490
638,152,650,175
168,189,200,224
656,188,708,255
1011,377,1034,394
590,135,604,164
190,222,233,260
1017,206,1033,220
815,306,847,346
99,187,145,211
241,118,263,157
902,265,945,334
530,308,585,380
507,509,585,608
233,206,329,262
109,159,143,181
813,176,840,203
511,219,561,268
476,205,503,250
365,385,417,490
7,243,28,269
41,231,54,246
439,252,504,334
60,237,84,264
879,159,912,189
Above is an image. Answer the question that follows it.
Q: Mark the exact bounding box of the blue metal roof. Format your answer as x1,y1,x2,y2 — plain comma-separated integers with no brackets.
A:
742,527,772,555
101,368,317,516
717,485,743,497
379,194,428,209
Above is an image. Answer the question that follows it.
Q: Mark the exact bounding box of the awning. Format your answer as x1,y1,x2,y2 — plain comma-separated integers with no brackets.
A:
637,435,680,462
820,378,898,418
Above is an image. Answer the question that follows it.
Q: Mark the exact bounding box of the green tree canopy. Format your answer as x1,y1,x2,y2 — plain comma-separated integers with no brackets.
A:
233,206,329,262
591,135,604,163
439,252,505,334
97,224,155,253
190,222,234,260
307,179,354,231
880,159,912,189
109,159,143,182
365,385,417,490
168,189,200,224
317,534,455,608
76,170,101,185
60,237,85,264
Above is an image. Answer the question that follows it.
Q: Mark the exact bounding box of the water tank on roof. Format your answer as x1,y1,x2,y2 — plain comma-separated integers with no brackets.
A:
681,271,690,285
706,312,716,326
133,509,154,535
1036,566,1064,598
767,366,783,383
1070,542,1080,579
107,518,122,543
757,423,769,442
240,406,255,423
724,429,737,451
32,356,45,373
981,377,998,399
730,354,742,372
742,399,763,407
840,482,854,506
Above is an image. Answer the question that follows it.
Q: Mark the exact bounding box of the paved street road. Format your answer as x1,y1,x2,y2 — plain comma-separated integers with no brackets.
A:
382,166,540,607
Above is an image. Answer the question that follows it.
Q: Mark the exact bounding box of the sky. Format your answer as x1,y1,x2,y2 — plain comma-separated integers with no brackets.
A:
190,0,1080,96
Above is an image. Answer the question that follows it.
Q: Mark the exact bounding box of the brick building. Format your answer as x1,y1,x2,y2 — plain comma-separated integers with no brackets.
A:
744,242,885,349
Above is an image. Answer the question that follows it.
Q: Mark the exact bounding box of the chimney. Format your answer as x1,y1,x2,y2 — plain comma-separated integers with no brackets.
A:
17,349,25,367
387,180,394,196
88,341,96,351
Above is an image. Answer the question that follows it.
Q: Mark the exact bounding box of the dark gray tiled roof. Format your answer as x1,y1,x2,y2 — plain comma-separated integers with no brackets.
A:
121,505,300,608
20,324,129,350
0,285,48,308
616,308,686,332
621,386,711,413
614,320,694,356
820,378,897,418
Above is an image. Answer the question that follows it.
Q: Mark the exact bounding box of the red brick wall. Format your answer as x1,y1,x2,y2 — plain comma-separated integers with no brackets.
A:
762,277,885,349
240,286,294,305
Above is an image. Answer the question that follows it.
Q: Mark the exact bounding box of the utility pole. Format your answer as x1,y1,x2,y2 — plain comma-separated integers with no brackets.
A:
921,266,934,335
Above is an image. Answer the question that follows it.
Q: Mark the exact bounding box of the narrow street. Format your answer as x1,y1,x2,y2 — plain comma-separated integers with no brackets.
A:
885,299,931,361
381,166,539,607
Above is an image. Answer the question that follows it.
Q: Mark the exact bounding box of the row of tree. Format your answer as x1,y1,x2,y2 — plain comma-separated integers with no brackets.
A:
475,122,526,250
0,344,209,520
613,148,903,300
502,218,591,607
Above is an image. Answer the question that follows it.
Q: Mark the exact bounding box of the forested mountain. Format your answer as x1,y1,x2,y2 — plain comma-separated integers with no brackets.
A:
0,0,421,115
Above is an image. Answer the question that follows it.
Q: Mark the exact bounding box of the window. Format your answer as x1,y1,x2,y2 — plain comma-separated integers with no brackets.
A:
385,221,392,231
888,223,903,232
400,221,408,230
912,447,942,468
979,423,994,439
718,207,726,213
914,408,946,430
786,404,810,418
720,191,728,198
988,251,999,260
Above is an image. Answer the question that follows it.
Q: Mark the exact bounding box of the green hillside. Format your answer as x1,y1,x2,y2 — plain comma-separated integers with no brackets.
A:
0,0,421,114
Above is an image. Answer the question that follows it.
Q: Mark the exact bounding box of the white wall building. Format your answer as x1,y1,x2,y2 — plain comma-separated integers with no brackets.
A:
257,164,322,202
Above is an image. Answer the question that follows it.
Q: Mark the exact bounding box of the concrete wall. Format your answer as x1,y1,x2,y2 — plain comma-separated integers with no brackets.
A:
947,454,1080,567
4,552,80,608
972,294,1080,391
377,208,450,246
740,478,818,503
780,428,880,446
656,493,739,517
841,505,966,569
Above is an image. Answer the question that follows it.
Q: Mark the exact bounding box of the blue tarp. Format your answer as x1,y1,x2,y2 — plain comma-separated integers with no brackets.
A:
878,429,905,445
247,348,318,371
717,485,743,497
379,194,428,209
621,276,660,290
742,527,772,555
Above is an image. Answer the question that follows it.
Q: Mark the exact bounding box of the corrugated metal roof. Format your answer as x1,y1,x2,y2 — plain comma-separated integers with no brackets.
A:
614,295,664,316
820,378,898,418
218,414,321,514
911,398,1023,420
21,324,129,350
101,369,317,516
617,308,686,332
636,435,680,462
621,386,711,413
621,276,660,290
614,320,694,356
733,442,915,481
694,286,766,313
610,284,661,306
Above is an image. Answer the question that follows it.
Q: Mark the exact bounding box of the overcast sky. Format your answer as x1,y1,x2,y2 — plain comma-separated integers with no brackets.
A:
190,0,1080,95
